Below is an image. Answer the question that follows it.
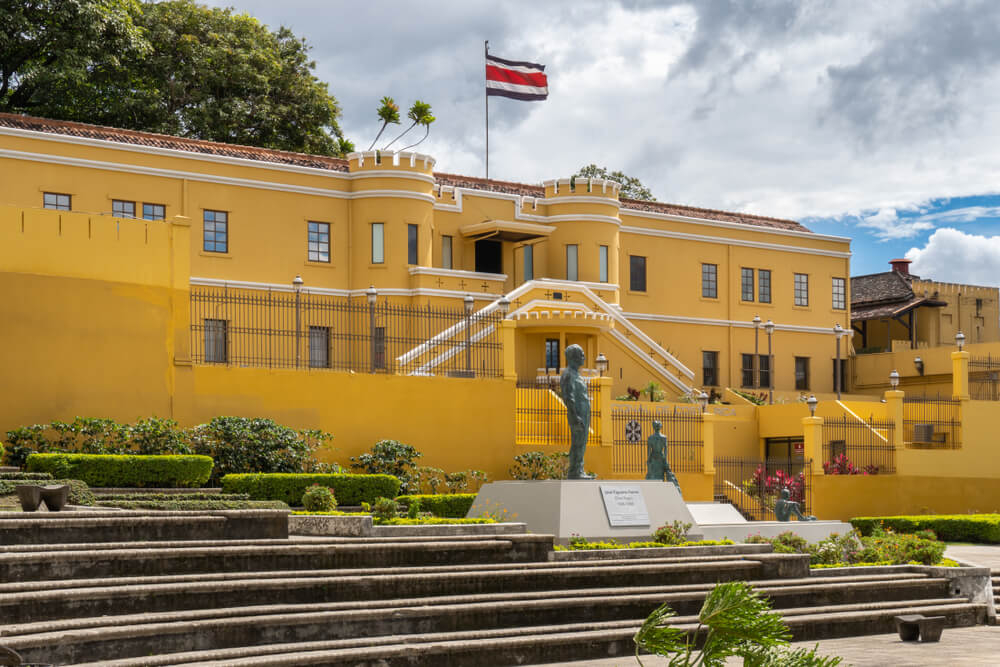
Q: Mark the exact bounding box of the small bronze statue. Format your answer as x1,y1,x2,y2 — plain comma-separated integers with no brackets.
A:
645,420,681,494
774,487,816,522
560,344,594,479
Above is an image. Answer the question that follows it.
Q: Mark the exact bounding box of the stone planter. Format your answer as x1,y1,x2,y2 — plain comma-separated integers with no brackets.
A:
15,485,42,512
40,485,70,511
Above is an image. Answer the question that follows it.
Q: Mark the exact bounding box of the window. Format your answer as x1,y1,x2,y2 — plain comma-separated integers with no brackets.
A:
795,356,810,390
407,223,418,265
43,192,70,211
142,203,165,221
112,200,135,218
545,338,560,370
832,277,846,310
630,255,647,292
566,245,578,281
372,326,386,370
759,354,771,389
599,245,609,283
741,353,770,388
702,350,719,386
832,359,848,393
308,222,330,263
204,319,228,363
759,269,771,304
442,235,453,269
794,273,809,306
371,223,384,264
741,354,755,388
309,326,330,368
977,298,984,316
202,210,228,253
523,244,534,281
741,268,754,301
702,263,718,298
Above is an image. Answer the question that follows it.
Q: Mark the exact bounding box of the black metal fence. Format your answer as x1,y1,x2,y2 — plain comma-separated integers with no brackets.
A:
190,286,503,377
713,457,812,521
611,404,703,474
515,380,602,448
970,354,1000,400
902,396,962,448
822,415,896,474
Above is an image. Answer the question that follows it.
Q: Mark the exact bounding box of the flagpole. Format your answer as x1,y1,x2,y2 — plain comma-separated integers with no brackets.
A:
484,39,489,181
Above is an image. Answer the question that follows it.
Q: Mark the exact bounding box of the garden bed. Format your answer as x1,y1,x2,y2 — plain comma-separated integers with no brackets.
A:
550,542,764,562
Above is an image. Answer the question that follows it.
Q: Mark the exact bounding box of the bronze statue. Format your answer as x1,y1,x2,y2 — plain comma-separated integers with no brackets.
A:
560,344,593,479
774,487,816,522
645,421,681,494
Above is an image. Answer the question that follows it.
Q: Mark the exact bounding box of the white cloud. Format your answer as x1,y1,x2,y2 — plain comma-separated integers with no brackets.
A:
911,206,1000,225
857,208,934,240
906,228,1000,286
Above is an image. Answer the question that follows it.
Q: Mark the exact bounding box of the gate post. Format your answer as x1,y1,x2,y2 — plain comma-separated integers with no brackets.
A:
501,319,517,382
952,350,970,401
702,412,717,475
802,415,825,475
884,389,905,450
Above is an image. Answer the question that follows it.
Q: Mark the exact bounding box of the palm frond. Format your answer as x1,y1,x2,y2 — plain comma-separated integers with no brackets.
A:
633,603,686,665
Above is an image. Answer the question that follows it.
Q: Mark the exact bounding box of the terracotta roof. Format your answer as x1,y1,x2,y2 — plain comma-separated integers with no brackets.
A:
851,296,947,322
851,271,915,307
0,112,813,233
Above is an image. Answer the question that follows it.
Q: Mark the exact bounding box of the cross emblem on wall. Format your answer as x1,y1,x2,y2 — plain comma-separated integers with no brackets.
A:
481,282,490,292
435,278,445,288
458,280,467,290
543,290,552,299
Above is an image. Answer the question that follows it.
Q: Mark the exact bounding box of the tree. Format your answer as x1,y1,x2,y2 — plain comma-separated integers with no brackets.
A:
1,1,349,156
368,96,400,150
385,100,435,151
573,164,656,201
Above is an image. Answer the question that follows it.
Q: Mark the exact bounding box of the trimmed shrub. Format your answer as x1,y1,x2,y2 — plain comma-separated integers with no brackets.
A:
302,485,337,512
0,472,53,481
95,499,288,510
95,492,250,502
221,473,400,506
25,453,213,488
396,494,476,518
372,497,398,521
0,478,95,506
350,440,422,493
509,451,568,480
851,515,1000,544
652,520,693,545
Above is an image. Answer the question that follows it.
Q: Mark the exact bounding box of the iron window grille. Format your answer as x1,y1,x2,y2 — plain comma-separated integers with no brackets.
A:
308,326,331,368
544,338,560,371
203,318,228,363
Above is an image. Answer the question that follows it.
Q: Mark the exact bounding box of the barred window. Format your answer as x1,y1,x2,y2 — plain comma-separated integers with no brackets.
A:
372,326,386,369
204,319,228,363
832,277,846,310
702,264,718,298
442,235,453,269
741,353,755,387
703,350,719,386
203,210,228,253
630,255,646,292
143,203,165,221
545,338,560,370
794,273,809,306
759,354,771,389
795,356,810,390
741,268,754,301
758,270,772,303
43,192,70,211
112,200,135,218
308,222,330,263
309,326,330,368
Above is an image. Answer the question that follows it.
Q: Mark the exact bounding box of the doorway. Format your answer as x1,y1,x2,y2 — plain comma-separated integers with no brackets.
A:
475,239,502,274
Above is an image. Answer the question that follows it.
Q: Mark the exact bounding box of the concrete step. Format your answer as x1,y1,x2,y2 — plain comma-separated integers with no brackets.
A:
49,600,986,667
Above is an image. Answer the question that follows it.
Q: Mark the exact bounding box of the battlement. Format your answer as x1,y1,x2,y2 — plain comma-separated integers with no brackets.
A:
346,150,436,174
542,177,621,199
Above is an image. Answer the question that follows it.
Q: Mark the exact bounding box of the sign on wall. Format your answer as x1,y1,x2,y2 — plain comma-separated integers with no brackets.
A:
599,484,650,526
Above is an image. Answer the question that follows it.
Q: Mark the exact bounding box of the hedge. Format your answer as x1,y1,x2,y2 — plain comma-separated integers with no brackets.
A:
0,478,95,505
396,494,476,518
0,472,53,481
221,473,400,506
95,492,250,502
25,453,213,488
95,499,289,511
850,515,1000,544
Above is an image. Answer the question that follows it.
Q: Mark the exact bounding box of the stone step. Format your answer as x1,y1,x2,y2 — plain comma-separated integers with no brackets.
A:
0,535,554,581
0,559,765,623
46,600,986,667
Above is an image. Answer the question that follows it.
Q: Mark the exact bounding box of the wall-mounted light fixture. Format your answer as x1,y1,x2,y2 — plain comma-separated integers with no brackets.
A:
914,356,924,376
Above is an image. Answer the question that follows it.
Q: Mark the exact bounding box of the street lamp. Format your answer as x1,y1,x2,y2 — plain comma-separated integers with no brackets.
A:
753,315,762,388
464,294,474,375
698,391,709,412
498,295,511,316
889,369,900,389
956,331,966,351
366,285,377,373
764,320,775,404
914,356,924,376
834,322,845,400
596,353,609,377
293,275,304,369
806,394,818,417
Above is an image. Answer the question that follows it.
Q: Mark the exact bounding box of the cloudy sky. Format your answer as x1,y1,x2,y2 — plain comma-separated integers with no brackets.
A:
208,0,1000,281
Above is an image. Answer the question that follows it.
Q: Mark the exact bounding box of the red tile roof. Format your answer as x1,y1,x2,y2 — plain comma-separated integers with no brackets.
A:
0,112,812,233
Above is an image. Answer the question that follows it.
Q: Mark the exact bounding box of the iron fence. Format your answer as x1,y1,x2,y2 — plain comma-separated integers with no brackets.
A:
821,415,896,474
611,404,703,475
713,457,812,521
515,379,602,448
902,396,962,448
190,286,503,377
970,354,1000,401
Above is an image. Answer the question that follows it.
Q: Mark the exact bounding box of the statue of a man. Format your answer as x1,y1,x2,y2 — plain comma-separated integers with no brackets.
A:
560,344,593,479
645,420,681,493
774,487,816,522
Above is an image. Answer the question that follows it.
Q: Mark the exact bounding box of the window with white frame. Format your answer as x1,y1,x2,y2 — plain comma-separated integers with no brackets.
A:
308,222,330,263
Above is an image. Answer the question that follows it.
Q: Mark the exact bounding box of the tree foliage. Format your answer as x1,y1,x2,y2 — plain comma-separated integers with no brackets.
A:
0,0,349,155
574,164,656,201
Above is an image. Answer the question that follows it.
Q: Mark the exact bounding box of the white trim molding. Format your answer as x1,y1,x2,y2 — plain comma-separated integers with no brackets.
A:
408,266,507,282
622,310,847,335
188,277,498,300
620,225,852,259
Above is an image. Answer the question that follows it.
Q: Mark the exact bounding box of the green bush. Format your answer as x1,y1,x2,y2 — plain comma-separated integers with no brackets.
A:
350,440,422,493
372,496,398,521
0,440,4,464
95,492,250,501
374,516,495,526
851,515,1000,544
395,494,476,518
25,453,213,488
221,473,400,506
0,478,95,505
745,531,809,554
302,485,337,512
95,499,288,510
652,520,693,545
0,472,53,481
509,451,569,480
557,539,734,551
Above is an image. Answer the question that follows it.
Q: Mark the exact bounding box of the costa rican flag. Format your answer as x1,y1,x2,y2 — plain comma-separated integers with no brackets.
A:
486,54,548,101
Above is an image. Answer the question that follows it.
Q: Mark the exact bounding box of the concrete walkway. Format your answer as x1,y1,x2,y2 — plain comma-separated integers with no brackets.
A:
946,544,1000,569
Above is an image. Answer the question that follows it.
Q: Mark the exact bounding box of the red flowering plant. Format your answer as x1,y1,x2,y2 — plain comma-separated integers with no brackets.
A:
823,453,879,475
742,465,806,506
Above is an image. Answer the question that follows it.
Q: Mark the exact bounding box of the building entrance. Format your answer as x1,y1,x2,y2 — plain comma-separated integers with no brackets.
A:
475,239,502,275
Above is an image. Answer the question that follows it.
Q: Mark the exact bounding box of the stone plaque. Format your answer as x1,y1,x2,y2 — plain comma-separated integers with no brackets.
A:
599,484,650,527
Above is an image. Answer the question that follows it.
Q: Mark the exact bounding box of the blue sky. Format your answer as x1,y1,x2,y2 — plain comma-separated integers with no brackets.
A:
208,0,1000,285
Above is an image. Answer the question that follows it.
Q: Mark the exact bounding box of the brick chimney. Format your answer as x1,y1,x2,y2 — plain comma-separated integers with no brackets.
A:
889,258,912,275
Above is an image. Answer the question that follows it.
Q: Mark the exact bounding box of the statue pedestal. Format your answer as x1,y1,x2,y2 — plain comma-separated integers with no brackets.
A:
467,480,699,544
